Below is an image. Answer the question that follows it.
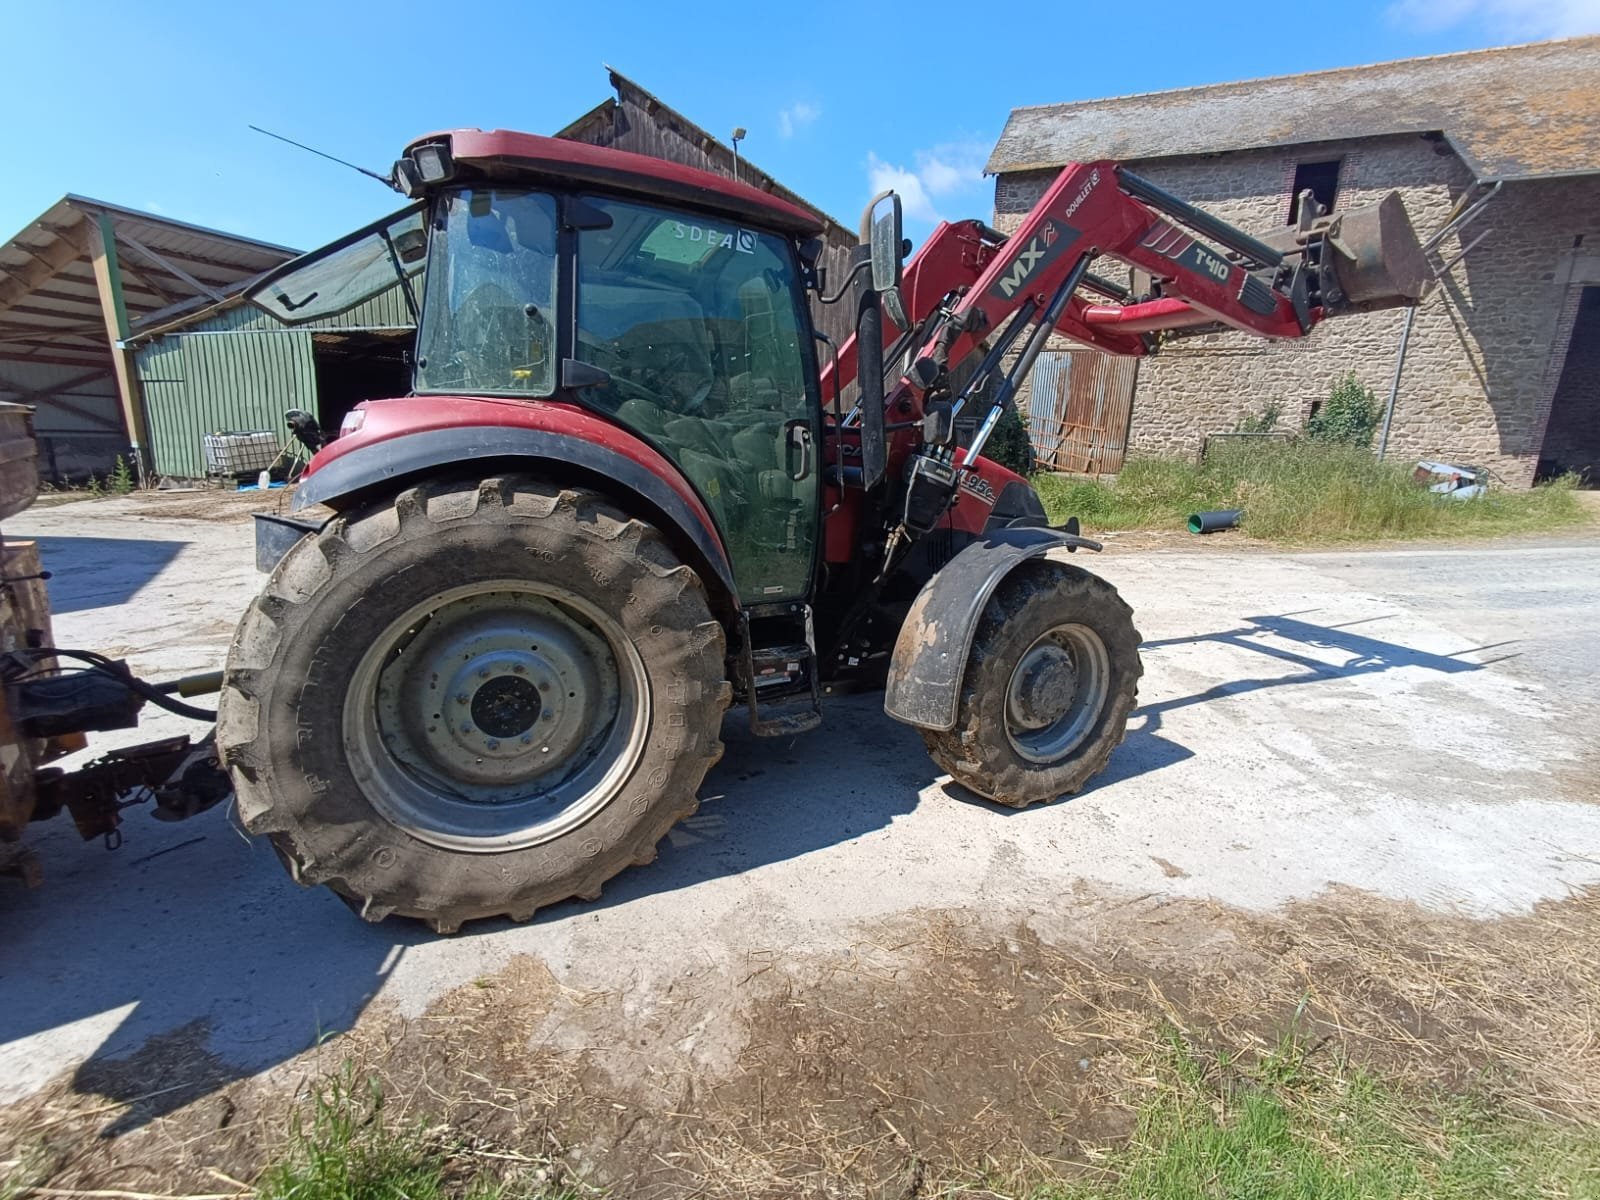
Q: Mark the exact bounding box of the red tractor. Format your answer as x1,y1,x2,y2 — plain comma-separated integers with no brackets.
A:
223,130,1427,931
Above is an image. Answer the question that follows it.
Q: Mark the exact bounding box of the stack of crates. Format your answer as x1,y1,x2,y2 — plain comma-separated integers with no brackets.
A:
202,431,280,481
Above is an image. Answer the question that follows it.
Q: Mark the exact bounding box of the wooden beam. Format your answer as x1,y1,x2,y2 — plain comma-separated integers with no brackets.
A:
0,223,88,315
86,214,145,480
0,364,111,402
0,349,110,369
117,231,226,302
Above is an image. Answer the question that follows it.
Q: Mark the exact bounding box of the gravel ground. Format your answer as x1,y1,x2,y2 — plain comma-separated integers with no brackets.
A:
2,495,1597,1106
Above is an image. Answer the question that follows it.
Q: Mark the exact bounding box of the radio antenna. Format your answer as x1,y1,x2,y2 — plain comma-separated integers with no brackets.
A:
248,125,394,187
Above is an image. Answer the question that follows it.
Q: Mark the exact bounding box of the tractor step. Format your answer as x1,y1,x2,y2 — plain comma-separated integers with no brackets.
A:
741,606,823,737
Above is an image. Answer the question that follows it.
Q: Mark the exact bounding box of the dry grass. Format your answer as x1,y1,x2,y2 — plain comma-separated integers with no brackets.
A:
5,891,1598,1199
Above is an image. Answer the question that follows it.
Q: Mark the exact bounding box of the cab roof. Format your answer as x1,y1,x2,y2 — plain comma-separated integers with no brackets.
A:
406,129,826,238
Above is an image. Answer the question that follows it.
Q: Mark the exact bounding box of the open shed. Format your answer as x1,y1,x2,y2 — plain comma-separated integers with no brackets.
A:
0,197,297,483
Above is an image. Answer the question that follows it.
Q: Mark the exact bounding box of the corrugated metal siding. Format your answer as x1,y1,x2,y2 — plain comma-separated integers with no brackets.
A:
1028,351,1137,474
0,360,124,483
137,331,314,479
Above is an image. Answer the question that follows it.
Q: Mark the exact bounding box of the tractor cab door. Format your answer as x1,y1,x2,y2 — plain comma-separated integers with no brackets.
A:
573,197,820,606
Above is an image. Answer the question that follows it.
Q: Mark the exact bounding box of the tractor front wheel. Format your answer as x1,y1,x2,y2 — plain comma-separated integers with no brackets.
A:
217,477,729,932
922,561,1142,806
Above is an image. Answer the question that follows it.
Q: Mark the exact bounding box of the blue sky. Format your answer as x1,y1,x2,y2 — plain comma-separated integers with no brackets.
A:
3,0,1596,254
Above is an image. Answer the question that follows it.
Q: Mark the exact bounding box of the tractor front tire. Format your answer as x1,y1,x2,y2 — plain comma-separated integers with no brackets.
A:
922,561,1142,807
217,477,729,932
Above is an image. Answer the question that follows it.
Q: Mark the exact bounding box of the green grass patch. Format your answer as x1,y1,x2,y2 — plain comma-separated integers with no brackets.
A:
1033,441,1587,544
257,1068,580,1200
1037,1032,1600,1200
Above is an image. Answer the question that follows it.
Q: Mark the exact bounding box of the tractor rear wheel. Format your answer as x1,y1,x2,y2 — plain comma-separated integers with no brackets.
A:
217,477,729,932
921,561,1142,807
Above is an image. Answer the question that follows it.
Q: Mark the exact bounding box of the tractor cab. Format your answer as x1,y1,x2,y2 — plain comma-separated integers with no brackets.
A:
248,132,828,619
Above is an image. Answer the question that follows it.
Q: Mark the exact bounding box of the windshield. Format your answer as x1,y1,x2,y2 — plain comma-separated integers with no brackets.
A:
415,189,558,395
246,205,425,325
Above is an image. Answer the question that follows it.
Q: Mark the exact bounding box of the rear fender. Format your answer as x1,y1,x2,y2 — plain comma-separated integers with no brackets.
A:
269,399,737,610
884,527,1097,731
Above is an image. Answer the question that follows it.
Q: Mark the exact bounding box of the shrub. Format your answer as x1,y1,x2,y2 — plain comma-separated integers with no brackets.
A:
1234,399,1282,434
109,455,134,494
1306,373,1381,447
983,406,1036,476
1031,440,1584,544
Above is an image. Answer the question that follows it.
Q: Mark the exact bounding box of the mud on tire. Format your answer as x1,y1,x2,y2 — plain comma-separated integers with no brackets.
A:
217,477,730,932
921,561,1142,807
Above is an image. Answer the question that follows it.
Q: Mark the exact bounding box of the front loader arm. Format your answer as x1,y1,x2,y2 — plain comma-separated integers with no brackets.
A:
821,159,1426,425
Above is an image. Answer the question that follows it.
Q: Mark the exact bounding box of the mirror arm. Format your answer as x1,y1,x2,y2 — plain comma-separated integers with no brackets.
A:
818,257,870,305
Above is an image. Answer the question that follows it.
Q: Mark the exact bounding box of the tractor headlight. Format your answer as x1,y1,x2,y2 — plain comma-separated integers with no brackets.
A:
412,143,454,184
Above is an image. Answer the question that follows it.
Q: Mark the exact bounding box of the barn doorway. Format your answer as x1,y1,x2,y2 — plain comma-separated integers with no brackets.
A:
1538,287,1600,484
311,331,412,438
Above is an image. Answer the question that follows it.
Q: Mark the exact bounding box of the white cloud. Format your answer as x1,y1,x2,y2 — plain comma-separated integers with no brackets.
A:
1387,0,1600,37
865,141,991,228
867,152,939,224
777,101,820,139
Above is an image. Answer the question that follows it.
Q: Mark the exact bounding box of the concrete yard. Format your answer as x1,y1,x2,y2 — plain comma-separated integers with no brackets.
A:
2,495,1598,1117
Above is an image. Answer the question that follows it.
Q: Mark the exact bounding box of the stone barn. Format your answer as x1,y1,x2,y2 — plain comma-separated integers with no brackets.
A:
986,36,1600,485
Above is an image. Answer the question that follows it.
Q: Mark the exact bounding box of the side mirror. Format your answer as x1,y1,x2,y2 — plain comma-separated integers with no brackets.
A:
393,228,427,264
864,192,904,292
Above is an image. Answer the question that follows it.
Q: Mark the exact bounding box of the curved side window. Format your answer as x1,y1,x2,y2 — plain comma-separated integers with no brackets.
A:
246,204,425,327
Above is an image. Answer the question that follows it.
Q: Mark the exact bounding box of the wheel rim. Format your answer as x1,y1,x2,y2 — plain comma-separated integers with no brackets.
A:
1003,623,1110,765
343,580,649,852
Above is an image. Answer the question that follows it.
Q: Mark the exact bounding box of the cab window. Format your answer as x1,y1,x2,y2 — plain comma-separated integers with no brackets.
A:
574,197,818,602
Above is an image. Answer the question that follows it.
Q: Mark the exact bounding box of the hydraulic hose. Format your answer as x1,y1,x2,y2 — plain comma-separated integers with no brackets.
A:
21,647,219,721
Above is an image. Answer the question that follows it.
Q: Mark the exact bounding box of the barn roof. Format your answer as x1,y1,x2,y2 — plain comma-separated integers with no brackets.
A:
0,195,297,369
987,36,1600,182
557,67,854,240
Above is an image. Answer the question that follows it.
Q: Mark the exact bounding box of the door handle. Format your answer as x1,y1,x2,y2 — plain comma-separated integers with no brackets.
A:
786,421,813,481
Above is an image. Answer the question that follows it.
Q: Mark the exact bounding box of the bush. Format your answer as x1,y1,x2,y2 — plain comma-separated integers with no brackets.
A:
1306,373,1381,447
110,455,134,494
1234,399,1282,434
982,406,1036,476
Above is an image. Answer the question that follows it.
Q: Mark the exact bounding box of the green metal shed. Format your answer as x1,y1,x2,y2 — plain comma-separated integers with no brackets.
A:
131,277,415,480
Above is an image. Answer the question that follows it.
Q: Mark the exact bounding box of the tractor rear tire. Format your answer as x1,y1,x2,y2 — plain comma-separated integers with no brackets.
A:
217,477,729,932
921,561,1142,807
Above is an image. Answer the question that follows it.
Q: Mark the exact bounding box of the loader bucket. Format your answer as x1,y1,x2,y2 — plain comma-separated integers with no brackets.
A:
1319,192,1429,313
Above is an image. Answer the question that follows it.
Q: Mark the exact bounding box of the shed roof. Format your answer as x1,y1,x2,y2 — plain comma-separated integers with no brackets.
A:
987,36,1600,181
558,67,854,240
0,196,298,369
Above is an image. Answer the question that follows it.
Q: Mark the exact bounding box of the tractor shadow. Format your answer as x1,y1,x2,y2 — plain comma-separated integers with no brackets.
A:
941,608,1512,809
28,535,187,614
0,611,1511,1135
0,814,418,1134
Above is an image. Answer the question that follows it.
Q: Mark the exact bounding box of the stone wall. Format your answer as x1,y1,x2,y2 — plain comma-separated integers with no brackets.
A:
992,135,1600,485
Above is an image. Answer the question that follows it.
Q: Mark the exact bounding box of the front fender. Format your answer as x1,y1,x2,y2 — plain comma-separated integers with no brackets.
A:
284,397,736,604
884,527,1097,732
